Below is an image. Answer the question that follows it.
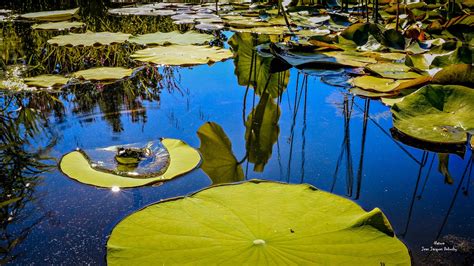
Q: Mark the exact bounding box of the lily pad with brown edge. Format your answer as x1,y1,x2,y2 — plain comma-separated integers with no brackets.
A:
197,122,244,184
366,62,423,79
47,31,131,47
131,45,233,66
32,21,85,31
391,85,474,145
229,26,289,35
129,31,213,46
72,67,134,81
20,8,79,21
24,74,69,88
106,180,411,265
59,138,201,188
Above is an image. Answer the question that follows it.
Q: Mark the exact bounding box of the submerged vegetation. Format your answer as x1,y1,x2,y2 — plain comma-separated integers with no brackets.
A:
0,0,473,264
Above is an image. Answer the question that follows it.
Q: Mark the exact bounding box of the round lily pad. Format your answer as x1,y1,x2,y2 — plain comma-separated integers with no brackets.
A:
351,76,403,93
32,21,85,31
72,67,134,81
59,138,201,188
107,180,410,265
392,85,474,144
47,31,131,47
131,45,233,66
129,31,213,46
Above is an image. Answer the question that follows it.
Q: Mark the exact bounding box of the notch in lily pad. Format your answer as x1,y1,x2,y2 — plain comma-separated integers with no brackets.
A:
59,138,201,188
107,180,410,265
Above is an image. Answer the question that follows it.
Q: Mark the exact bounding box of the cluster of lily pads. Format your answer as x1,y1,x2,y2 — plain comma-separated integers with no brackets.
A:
1,1,472,263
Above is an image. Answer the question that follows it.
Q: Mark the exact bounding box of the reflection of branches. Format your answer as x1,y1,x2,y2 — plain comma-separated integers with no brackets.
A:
0,93,56,263
354,99,370,200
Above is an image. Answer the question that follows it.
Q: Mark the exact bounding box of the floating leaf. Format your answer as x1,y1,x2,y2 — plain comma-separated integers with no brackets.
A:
73,67,134,81
24,74,69,88
350,87,396,98
129,31,213,46
107,180,410,265
59,139,201,188
20,8,79,21
351,76,403,93
47,31,131,47
32,21,85,31
392,85,474,144
340,23,369,46
431,45,472,67
108,7,176,16
197,122,244,184
366,63,423,79
131,45,233,66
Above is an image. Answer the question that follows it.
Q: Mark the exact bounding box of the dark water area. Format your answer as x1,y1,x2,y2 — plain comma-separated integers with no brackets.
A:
1,1,473,265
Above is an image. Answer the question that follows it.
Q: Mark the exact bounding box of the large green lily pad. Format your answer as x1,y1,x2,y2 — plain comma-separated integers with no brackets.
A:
32,21,85,31
24,74,69,88
129,31,213,46
131,45,233,66
59,138,201,188
107,180,410,265
432,64,474,87
20,8,79,21
47,31,131,47
392,85,474,144
72,67,134,81
197,122,244,184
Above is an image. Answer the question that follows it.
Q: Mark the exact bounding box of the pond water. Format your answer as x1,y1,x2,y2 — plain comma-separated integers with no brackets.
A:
1,1,473,265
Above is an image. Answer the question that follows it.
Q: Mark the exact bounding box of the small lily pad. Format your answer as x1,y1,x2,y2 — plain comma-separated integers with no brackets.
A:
351,76,403,93
107,180,410,265
366,63,423,79
32,21,85,31
72,67,134,81
59,138,201,188
131,45,233,66
392,85,474,144
20,8,79,21
47,31,131,47
129,31,213,46
24,74,69,88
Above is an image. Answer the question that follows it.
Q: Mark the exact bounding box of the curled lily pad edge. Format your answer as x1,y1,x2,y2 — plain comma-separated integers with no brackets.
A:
58,138,202,189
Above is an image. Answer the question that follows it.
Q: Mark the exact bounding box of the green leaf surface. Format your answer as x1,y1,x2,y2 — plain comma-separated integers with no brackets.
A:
366,63,423,79
47,31,131,47
107,180,410,265
129,31,213,46
392,85,474,144
73,67,134,81
131,45,233,66
351,76,403,93
197,122,244,184
59,139,201,188
20,8,79,21
32,21,85,31
432,64,474,87
24,74,69,88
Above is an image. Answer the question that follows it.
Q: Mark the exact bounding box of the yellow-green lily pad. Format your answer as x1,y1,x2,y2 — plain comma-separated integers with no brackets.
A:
20,8,79,21
392,85,474,144
107,180,410,265
131,45,233,66
366,63,423,79
351,76,403,93
72,67,134,81
129,31,213,46
47,31,131,47
24,74,69,88
32,21,85,31
59,138,201,188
